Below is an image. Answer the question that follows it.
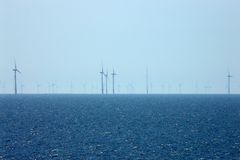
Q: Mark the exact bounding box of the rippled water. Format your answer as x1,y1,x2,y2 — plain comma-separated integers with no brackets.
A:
0,94,240,159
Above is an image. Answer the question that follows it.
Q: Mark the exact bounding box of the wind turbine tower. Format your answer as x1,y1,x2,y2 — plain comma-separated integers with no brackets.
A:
13,61,21,95
37,84,40,93
104,70,108,94
146,67,149,94
227,72,232,94
51,83,56,94
111,69,117,94
100,67,104,94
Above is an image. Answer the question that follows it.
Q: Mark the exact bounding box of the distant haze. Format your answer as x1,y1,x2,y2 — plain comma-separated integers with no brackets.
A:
0,0,240,94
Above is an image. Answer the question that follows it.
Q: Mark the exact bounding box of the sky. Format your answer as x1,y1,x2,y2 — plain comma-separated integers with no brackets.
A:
0,0,240,94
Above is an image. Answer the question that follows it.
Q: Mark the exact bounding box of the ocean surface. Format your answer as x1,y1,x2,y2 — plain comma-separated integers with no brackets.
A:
0,94,240,160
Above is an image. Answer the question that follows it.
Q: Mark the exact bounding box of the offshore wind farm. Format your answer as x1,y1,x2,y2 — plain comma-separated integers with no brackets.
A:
2,61,238,95
1,0,240,159
0,60,237,95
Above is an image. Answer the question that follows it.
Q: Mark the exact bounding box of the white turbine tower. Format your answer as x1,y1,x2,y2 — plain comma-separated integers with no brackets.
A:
104,70,108,94
100,67,104,94
13,60,21,95
146,67,149,94
227,72,232,94
111,69,117,94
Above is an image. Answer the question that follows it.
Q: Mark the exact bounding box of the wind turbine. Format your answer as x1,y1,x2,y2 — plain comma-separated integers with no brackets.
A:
111,69,117,94
104,70,108,94
146,67,149,94
51,83,56,93
227,72,232,94
117,85,120,93
100,67,104,94
37,84,40,93
13,60,21,95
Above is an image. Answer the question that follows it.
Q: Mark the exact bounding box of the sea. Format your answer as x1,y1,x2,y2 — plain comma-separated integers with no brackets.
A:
0,94,240,160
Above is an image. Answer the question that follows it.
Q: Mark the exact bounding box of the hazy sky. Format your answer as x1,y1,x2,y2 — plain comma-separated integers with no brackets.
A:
0,0,240,94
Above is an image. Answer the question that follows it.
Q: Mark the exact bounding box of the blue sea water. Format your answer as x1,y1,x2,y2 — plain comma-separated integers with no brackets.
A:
0,94,240,160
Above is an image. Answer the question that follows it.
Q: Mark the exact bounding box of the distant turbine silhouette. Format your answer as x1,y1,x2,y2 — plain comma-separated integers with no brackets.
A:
146,67,149,94
100,67,104,94
37,84,40,93
130,83,135,93
117,85,120,93
51,83,56,93
13,60,21,95
227,72,232,94
111,69,117,94
104,70,108,94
